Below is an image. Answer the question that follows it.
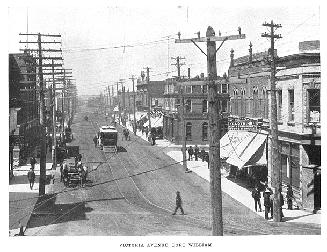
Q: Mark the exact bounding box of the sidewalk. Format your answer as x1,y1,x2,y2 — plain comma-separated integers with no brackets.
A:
165,150,321,225
124,121,321,225
9,151,57,236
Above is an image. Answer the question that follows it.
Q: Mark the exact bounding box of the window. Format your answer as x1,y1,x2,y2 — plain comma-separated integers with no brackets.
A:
308,89,320,123
222,84,228,93
277,90,282,121
288,90,294,121
192,85,201,93
186,122,192,140
202,99,208,113
185,99,192,113
202,85,208,93
185,85,192,93
202,122,208,141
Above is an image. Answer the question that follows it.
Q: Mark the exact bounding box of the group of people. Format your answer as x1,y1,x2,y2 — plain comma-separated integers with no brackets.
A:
186,145,207,162
251,182,290,220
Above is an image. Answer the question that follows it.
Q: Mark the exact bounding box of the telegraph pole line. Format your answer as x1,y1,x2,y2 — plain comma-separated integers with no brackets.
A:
175,27,245,235
130,75,137,135
19,32,62,196
262,20,282,222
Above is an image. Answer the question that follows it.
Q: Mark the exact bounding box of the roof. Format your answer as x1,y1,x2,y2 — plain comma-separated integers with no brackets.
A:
100,126,117,133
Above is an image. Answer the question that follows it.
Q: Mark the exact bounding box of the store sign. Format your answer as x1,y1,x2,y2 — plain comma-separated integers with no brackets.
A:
228,117,257,131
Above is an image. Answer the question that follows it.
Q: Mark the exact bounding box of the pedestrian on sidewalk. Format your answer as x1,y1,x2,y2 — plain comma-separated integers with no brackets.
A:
251,186,262,212
200,148,206,162
194,145,199,161
30,156,37,170
93,135,97,147
27,168,35,190
263,187,272,220
188,146,194,161
172,191,185,215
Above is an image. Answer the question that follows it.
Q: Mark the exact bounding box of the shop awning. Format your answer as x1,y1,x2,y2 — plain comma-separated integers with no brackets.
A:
220,131,267,169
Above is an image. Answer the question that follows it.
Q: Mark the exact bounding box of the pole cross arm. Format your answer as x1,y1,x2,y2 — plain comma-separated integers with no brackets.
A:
175,34,246,43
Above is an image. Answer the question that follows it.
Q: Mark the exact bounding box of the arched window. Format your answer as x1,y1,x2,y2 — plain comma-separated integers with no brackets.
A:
202,122,208,141
202,99,208,113
185,99,192,113
186,122,192,140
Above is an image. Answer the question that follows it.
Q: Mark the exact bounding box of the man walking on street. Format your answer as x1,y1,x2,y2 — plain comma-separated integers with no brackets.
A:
194,145,199,161
27,168,35,190
251,186,262,212
172,191,185,215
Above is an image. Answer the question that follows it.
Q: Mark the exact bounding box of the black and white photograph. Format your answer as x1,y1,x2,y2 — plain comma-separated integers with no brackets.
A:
5,0,325,249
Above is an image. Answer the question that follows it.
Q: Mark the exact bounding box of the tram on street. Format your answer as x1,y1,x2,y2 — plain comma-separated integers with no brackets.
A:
98,125,118,153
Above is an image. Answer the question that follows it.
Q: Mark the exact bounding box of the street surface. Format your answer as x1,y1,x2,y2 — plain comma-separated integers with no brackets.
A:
24,105,321,235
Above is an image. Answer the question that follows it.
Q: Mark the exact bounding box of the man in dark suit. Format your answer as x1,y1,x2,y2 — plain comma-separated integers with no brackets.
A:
172,191,185,215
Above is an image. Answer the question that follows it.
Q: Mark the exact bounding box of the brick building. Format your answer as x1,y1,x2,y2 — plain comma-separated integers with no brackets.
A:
163,76,229,145
226,41,321,211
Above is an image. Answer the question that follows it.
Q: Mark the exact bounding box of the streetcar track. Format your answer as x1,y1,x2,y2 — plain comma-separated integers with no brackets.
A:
34,110,319,236
89,119,272,235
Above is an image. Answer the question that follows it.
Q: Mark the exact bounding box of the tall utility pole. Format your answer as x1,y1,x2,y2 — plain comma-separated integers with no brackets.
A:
130,75,137,135
175,27,245,235
171,56,185,79
19,32,62,196
61,70,66,142
37,33,47,196
51,60,57,170
262,20,282,222
116,81,120,123
144,67,151,130
171,56,188,172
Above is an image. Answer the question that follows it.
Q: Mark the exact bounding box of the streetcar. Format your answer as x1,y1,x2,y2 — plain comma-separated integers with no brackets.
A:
98,125,118,153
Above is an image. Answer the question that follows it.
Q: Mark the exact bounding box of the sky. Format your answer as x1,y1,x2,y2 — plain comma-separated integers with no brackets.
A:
6,0,321,96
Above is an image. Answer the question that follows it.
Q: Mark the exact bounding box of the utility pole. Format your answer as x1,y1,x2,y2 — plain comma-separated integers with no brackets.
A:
37,33,47,196
171,56,185,80
172,56,188,172
116,81,120,123
130,75,137,135
51,60,57,170
262,20,282,222
179,85,188,172
175,27,245,235
61,70,66,142
144,67,152,130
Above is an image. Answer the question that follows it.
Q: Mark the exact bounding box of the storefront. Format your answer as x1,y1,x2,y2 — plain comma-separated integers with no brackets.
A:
220,130,268,187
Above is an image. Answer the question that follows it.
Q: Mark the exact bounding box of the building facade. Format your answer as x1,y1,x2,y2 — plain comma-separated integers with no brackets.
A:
9,52,40,164
163,77,229,145
227,41,321,211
